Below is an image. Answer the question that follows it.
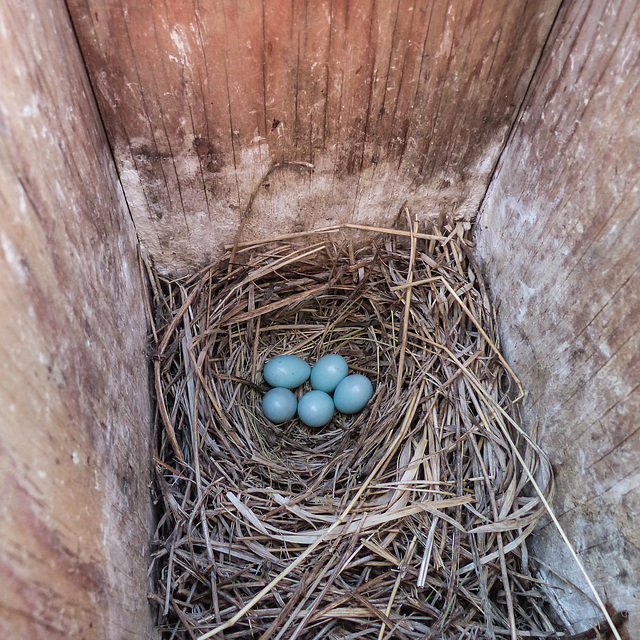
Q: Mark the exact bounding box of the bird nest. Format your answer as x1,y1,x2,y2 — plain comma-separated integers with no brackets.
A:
147,223,559,640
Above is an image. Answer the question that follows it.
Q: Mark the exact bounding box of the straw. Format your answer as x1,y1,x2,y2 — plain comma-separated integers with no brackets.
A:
148,223,575,639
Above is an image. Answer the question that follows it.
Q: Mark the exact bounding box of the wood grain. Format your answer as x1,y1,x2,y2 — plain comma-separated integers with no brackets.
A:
0,1,154,637
475,0,640,635
67,0,561,274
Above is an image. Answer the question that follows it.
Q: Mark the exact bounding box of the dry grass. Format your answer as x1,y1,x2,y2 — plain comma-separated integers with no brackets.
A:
147,223,561,640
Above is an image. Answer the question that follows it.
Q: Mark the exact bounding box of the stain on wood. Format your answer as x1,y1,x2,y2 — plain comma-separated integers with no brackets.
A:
67,0,562,274
475,0,640,635
0,1,154,638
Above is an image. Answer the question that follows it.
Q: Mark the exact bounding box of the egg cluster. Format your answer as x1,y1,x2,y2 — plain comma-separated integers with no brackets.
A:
261,354,374,427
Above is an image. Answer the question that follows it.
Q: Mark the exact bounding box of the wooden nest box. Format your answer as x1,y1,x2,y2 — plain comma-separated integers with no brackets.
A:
0,1,637,638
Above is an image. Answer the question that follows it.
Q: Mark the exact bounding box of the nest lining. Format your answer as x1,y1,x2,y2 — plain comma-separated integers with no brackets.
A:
148,224,559,640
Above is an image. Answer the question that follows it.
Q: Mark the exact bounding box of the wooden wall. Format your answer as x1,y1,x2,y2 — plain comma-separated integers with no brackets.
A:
68,0,561,275
475,0,640,634
0,1,154,638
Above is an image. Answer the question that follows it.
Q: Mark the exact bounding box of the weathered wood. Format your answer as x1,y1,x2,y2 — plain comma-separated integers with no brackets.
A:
68,0,561,274
475,0,640,635
0,1,154,638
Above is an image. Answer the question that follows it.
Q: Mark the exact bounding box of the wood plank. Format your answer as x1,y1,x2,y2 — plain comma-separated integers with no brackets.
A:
0,1,154,637
475,0,640,635
68,0,561,274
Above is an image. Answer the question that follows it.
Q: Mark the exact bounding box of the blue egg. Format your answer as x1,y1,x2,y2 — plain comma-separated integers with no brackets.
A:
333,375,374,414
310,354,349,393
262,387,298,423
263,355,310,389
297,390,335,428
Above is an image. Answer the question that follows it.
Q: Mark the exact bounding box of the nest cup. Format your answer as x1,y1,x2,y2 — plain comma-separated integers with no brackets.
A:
149,224,557,639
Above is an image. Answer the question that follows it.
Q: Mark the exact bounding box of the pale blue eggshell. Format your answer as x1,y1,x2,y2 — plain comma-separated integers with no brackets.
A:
310,354,349,393
297,390,335,428
262,387,298,423
263,355,310,389
333,375,374,414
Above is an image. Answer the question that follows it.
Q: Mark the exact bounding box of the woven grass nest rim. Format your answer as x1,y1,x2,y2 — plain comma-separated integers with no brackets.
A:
147,222,564,640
